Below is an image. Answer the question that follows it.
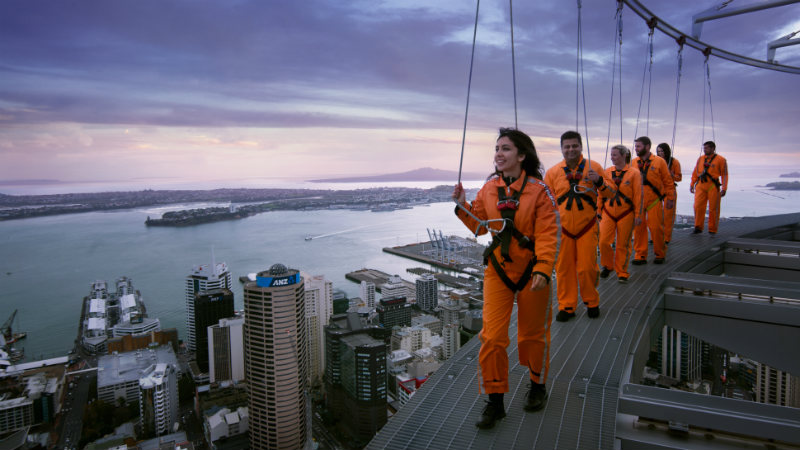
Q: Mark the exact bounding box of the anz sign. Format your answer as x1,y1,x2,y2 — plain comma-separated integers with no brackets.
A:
256,272,300,288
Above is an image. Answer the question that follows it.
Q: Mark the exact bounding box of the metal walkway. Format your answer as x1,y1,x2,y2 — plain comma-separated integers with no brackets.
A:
368,213,800,450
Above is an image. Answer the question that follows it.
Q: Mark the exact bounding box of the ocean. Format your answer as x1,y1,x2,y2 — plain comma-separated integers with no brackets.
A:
1,176,798,361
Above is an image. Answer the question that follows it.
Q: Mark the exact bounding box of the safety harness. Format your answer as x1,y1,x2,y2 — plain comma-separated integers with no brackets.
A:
604,169,634,222
638,157,664,211
482,176,537,293
556,160,598,240
696,154,721,189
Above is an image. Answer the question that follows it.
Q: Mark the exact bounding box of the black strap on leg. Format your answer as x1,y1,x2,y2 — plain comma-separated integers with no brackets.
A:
489,254,537,293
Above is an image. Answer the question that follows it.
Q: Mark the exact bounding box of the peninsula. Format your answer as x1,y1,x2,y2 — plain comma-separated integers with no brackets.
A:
309,167,486,183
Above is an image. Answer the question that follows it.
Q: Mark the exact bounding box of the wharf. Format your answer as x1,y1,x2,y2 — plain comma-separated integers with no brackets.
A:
369,212,800,450
406,267,482,290
345,268,415,293
383,238,485,275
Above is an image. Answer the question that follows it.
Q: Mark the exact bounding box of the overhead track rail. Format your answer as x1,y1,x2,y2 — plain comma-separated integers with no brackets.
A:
621,0,800,74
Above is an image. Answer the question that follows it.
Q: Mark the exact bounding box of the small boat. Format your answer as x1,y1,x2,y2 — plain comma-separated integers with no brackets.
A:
305,236,313,241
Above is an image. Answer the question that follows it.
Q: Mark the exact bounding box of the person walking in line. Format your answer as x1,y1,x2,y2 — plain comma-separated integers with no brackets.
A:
691,141,728,234
544,131,614,322
453,128,558,429
656,143,681,244
631,136,675,265
599,145,642,284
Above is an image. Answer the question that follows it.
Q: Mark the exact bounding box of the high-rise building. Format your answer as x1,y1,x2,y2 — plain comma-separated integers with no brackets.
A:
332,289,350,314
244,264,308,450
658,326,702,382
304,274,333,387
415,274,438,311
755,363,800,407
439,298,461,326
324,313,387,447
381,275,413,303
139,363,179,437
208,316,245,384
194,289,235,372
377,297,412,329
360,281,376,309
186,258,232,353
441,324,461,360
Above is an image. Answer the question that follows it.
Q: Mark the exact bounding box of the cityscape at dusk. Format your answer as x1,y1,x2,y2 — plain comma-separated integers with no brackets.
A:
1,1,799,450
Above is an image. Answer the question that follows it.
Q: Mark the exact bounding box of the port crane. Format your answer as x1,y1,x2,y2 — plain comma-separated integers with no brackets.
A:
1,310,27,345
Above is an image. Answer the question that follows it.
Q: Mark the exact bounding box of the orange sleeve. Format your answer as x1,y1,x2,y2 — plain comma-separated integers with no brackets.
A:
720,155,729,191
659,159,676,198
531,184,558,278
455,184,489,236
631,169,643,221
593,160,616,200
690,156,701,186
672,159,682,182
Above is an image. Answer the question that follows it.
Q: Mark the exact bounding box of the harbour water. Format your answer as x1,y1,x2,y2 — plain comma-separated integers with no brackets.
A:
1,176,798,361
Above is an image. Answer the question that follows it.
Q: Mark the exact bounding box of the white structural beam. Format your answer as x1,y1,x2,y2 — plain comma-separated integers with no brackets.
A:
692,0,800,39
768,30,800,62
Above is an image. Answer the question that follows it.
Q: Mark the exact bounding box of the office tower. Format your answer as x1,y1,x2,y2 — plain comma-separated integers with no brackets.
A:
139,363,179,436
441,324,461,360
208,316,245,383
658,326,702,382
244,264,308,450
755,363,800,407
415,274,438,312
193,289,234,372
360,281,376,309
324,313,387,447
381,275,414,303
332,289,349,314
377,297,412,329
185,256,232,352
304,274,333,387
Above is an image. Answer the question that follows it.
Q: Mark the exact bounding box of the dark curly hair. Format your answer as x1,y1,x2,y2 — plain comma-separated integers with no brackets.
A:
493,127,543,180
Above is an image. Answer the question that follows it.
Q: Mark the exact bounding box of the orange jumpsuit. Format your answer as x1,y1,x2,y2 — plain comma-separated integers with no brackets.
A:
631,154,675,261
455,172,558,393
663,158,682,243
544,157,614,314
599,164,642,279
691,153,728,233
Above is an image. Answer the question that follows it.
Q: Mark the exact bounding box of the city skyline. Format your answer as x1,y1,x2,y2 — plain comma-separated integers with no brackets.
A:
1,0,799,185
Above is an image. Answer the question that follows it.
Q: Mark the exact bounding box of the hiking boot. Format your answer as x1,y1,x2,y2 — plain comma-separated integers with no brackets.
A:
693,227,702,234
618,276,628,284
556,310,575,322
653,258,665,264
587,306,600,318
599,267,612,278
524,382,548,412
631,259,647,265
475,400,506,429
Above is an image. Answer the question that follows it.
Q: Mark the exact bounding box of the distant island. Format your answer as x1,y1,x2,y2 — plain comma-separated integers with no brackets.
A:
779,171,800,178
309,167,486,183
766,181,800,190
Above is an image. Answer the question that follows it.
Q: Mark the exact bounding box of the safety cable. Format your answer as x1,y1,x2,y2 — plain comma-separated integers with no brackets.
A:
633,28,654,148
670,39,685,165
509,0,518,129
702,52,716,148
456,0,480,185
577,0,592,162
604,4,624,167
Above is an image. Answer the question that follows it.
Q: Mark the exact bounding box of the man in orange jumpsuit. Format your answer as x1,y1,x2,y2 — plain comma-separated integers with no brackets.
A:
631,136,675,265
599,145,642,284
656,143,681,244
545,131,614,322
691,141,728,234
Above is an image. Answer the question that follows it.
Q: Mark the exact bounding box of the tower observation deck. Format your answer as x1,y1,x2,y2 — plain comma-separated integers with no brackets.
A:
369,212,800,450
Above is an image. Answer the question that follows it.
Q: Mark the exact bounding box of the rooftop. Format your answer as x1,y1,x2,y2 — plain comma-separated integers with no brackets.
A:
97,345,178,388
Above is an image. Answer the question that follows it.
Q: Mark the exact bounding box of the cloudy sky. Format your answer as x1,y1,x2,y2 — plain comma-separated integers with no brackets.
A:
1,0,798,186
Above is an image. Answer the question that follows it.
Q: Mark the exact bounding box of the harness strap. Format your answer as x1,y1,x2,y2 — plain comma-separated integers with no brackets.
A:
638,157,665,200
561,216,597,240
605,207,633,223
490,176,528,262
557,160,597,211
646,197,661,212
488,253,537,293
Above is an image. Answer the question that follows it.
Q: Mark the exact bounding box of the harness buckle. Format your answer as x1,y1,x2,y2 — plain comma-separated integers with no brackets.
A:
496,199,519,211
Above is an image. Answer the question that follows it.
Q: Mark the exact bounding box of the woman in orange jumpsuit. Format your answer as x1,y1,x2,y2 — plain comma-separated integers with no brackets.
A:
656,143,681,244
599,145,642,283
453,128,558,429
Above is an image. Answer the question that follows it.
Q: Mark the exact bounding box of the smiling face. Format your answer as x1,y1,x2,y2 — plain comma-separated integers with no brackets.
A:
610,147,625,167
561,138,582,167
495,136,525,177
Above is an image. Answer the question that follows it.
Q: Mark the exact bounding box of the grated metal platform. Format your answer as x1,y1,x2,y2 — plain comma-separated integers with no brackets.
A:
367,212,800,450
